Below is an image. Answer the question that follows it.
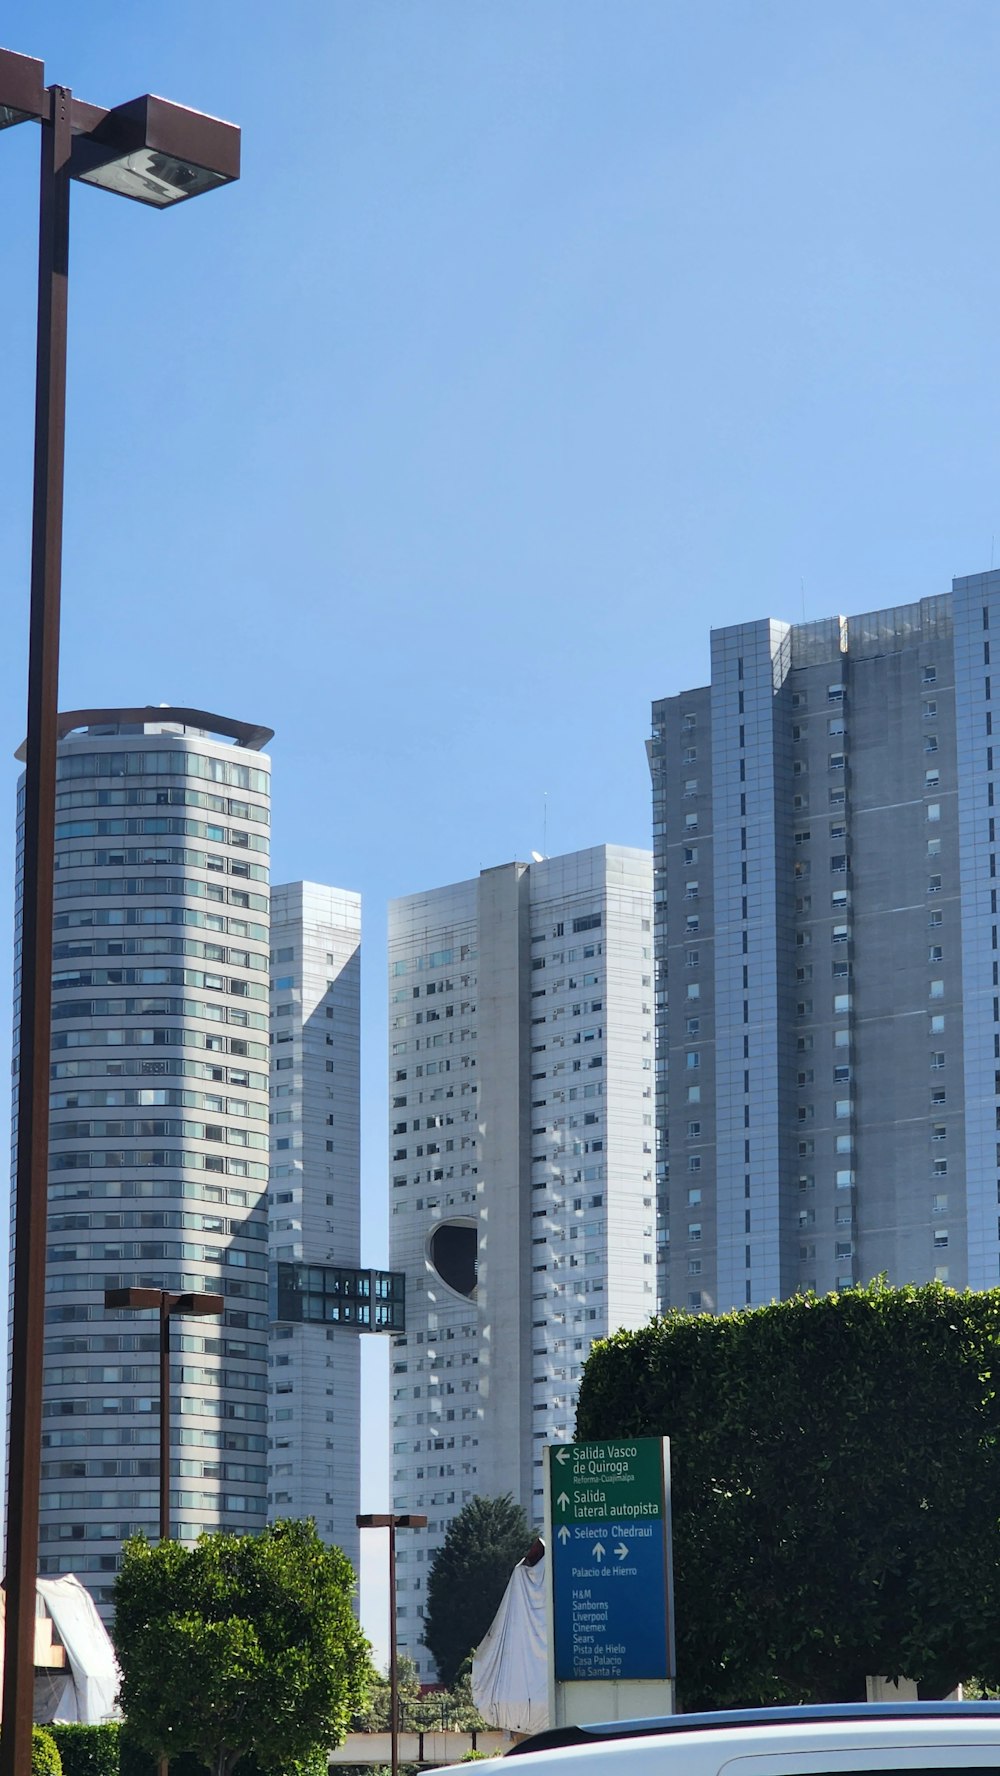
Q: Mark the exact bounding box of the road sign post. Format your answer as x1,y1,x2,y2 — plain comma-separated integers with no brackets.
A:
544,1437,674,1727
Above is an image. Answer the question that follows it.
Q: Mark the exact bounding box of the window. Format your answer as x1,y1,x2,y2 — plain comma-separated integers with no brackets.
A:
932,1088,947,1106
930,1014,945,1033
923,665,937,684
686,983,700,1001
930,979,944,999
924,734,938,753
934,1227,948,1248
683,778,698,797
829,753,846,770
830,854,848,873
794,830,811,845
932,1123,946,1142
827,683,845,702
686,1121,701,1139
832,924,849,944
683,846,698,864
927,803,941,823
928,910,943,928
929,945,943,963
932,1192,948,1214
683,748,697,765
684,814,698,833
833,993,852,1013
687,1187,702,1205
925,768,940,788
686,948,700,968
685,881,699,900
923,701,937,720
836,1169,854,1188
687,1222,702,1242
685,914,699,933
928,874,942,893
686,1085,701,1104
931,1052,946,1070
828,717,846,736
829,787,846,807
687,1157,701,1175
685,1052,700,1070
835,1099,852,1119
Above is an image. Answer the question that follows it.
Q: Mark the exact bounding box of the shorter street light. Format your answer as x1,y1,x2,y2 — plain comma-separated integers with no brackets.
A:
104,1288,225,1542
357,1513,428,1776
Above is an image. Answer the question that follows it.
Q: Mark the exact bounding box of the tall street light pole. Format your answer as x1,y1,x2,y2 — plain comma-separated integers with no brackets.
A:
0,48,239,1776
356,1514,428,1776
104,1289,225,1542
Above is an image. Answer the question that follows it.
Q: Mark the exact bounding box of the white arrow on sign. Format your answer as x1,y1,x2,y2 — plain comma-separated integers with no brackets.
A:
557,1524,571,1545
555,1448,572,1465
592,1542,606,1561
615,1543,629,1560
557,1491,570,1512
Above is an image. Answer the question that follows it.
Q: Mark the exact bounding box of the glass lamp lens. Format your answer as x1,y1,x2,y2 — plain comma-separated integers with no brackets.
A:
77,148,227,206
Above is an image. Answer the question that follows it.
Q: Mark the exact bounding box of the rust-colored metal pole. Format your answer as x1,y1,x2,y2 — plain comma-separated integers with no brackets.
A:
0,80,71,1776
389,1519,399,1776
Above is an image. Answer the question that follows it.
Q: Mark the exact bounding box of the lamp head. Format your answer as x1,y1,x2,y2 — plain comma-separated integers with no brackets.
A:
0,47,44,129
71,93,239,207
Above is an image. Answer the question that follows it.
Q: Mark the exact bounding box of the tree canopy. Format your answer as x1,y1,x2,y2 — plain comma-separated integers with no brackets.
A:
422,1494,533,1687
113,1519,372,1776
576,1279,1000,1707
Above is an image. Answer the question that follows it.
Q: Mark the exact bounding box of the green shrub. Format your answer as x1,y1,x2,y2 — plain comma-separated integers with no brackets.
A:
49,1723,119,1776
32,1727,63,1776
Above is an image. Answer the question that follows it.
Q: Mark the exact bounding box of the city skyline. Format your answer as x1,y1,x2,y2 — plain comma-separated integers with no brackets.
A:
4,0,1000,1664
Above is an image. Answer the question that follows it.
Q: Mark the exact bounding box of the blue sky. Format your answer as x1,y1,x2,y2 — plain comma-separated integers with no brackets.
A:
3,0,1000,1664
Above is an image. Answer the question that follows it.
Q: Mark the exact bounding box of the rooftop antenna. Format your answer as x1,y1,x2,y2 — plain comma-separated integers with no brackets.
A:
992,535,995,571
543,790,548,858
801,578,806,622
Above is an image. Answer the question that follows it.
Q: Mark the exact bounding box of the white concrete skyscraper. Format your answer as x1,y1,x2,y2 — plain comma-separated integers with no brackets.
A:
651,571,1000,1313
266,882,403,1573
387,846,655,1674
17,709,272,1611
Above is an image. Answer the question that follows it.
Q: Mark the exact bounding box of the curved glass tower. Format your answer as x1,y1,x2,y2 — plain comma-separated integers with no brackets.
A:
11,708,272,1613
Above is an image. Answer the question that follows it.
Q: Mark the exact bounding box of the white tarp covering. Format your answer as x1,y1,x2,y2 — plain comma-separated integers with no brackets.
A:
472,1549,548,1735
35,1577,121,1723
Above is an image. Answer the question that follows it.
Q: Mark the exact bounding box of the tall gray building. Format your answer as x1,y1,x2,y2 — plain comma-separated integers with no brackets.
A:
388,847,655,1674
267,882,403,1574
15,709,273,1611
651,572,1000,1314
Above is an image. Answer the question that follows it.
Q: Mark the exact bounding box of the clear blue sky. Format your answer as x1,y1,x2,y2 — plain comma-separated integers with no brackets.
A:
2,0,1000,1664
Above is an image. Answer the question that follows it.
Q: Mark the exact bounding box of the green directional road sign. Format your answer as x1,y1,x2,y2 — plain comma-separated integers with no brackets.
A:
547,1438,675,1684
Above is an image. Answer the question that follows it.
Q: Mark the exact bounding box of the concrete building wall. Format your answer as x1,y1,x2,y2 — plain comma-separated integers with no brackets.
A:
652,581,995,1311
268,882,362,1572
388,847,653,1677
14,712,272,1614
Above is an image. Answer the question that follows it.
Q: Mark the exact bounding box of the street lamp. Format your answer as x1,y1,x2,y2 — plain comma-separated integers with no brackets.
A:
0,47,239,1776
104,1289,226,1543
356,1514,428,1776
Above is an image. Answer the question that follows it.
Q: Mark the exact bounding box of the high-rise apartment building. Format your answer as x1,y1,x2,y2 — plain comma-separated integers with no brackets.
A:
16,708,273,1611
388,846,655,1673
651,572,1000,1313
266,882,403,1573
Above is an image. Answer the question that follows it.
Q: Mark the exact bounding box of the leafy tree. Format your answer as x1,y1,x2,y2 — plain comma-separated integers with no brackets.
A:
113,1519,373,1776
356,1656,486,1732
422,1495,532,1686
576,1280,1000,1708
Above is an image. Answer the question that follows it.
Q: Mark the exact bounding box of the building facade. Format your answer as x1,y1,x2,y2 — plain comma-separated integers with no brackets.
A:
14,709,273,1611
267,882,403,1573
388,846,655,1674
651,572,1000,1313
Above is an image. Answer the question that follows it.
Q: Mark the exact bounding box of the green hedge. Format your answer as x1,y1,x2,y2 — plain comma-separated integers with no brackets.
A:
576,1279,1000,1707
49,1724,329,1776
33,1727,63,1776
48,1725,117,1776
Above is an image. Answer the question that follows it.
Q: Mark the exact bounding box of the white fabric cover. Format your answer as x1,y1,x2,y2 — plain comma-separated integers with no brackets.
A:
472,1554,549,1734
35,1576,121,1723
